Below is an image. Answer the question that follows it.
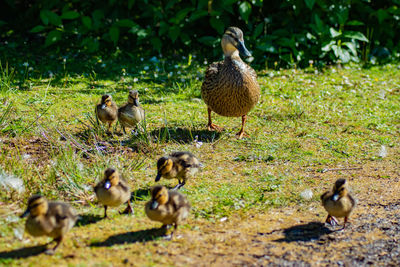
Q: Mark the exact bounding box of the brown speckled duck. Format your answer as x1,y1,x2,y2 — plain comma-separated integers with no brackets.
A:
155,151,201,189
20,195,78,255
94,168,133,218
321,178,356,229
201,26,260,138
118,90,145,134
145,185,190,238
96,94,118,132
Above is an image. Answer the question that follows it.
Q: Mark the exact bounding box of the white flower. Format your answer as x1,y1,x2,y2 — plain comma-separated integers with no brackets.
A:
133,77,139,82
22,62,29,67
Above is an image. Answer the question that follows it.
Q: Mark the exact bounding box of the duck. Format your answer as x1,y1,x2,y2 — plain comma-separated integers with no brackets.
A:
20,195,78,255
118,90,145,134
201,26,260,139
155,151,201,189
321,178,356,229
96,94,118,132
94,168,133,218
145,185,190,238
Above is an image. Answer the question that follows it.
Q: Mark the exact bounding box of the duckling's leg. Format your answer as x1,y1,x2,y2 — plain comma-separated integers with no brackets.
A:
342,216,349,229
236,115,249,139
173,179,186,190
103,206,108,218
120,201,134,215
44,236,63,255
326,215,338,226
207,107,223,132
122,125,126,134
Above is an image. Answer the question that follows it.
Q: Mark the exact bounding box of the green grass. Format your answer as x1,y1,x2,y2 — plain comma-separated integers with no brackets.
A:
0,59,399,265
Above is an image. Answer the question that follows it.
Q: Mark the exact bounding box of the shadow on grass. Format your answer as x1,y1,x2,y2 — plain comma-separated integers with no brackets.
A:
90,227,167,247
0,245,47,259
131,188,150,201
75,214,103,227
150,127,221,144
274,222,333,242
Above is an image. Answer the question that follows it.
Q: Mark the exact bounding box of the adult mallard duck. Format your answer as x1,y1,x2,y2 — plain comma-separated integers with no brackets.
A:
118,90,145,134
20,195,78,255
155,151,201,189
321,178,356,229
145,185,190,238
201,26,260,138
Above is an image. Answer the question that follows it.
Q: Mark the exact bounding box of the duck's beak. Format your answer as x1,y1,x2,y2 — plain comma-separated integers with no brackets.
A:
133,98,139,106
150,200,159,210
237,40,251,58
104,181,111,189
155,173,162,182
101,104,106,109
332,193,339,201
20,209,30,218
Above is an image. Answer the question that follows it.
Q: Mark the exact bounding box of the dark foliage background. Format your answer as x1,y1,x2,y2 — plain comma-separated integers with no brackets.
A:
0,0,399,68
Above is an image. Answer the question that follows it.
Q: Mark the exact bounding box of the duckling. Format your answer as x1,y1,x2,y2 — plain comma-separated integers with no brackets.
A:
155,151,201,190
94,168,133,218
96,94,118,132
118,90,145,134
201,26,260,139
20,195,78,255
145,185,190,238
321,178,356,229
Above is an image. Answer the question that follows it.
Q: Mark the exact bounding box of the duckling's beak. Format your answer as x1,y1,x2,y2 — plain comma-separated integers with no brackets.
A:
101,104,106,109
155,173,162,182
150,200,159,210
133,98,139,106
237,40,251,57
20,209,30,218
332,193,339,201
104,181,111,189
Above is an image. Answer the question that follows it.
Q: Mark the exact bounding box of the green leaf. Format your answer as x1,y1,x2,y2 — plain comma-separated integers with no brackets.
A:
347,20,364,26
40,10,50,25
137,29,148,39
210,17,225,34
81,37,99,52
239,1,251,22
109,26,119,45
45,30,62,47
30,25,45,33
116,19,136,28
159,21,169,36
343,31,369,42
169,8,193,24
61,11,80,20
304,0,315,10
44,10,62,26
189,10,208,22
151,37,162,52
128,0,135,9
168,26,181,43
82,16,92,29
198,36,218,46
92,10,104,21
253,22,264,38
329,28,341,38
343,42,357,56
376,9,389,24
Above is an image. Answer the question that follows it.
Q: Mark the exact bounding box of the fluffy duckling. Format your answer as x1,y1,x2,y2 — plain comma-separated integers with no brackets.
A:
94,168,133,218
155,151,201,189
145,185,190,238
20,195,78,255
96,94,118,132
201,26,260,139
321,178,356,229
118,90,145,134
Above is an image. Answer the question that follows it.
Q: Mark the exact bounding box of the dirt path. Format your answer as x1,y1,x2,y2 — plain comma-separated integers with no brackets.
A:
153,161,400,266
